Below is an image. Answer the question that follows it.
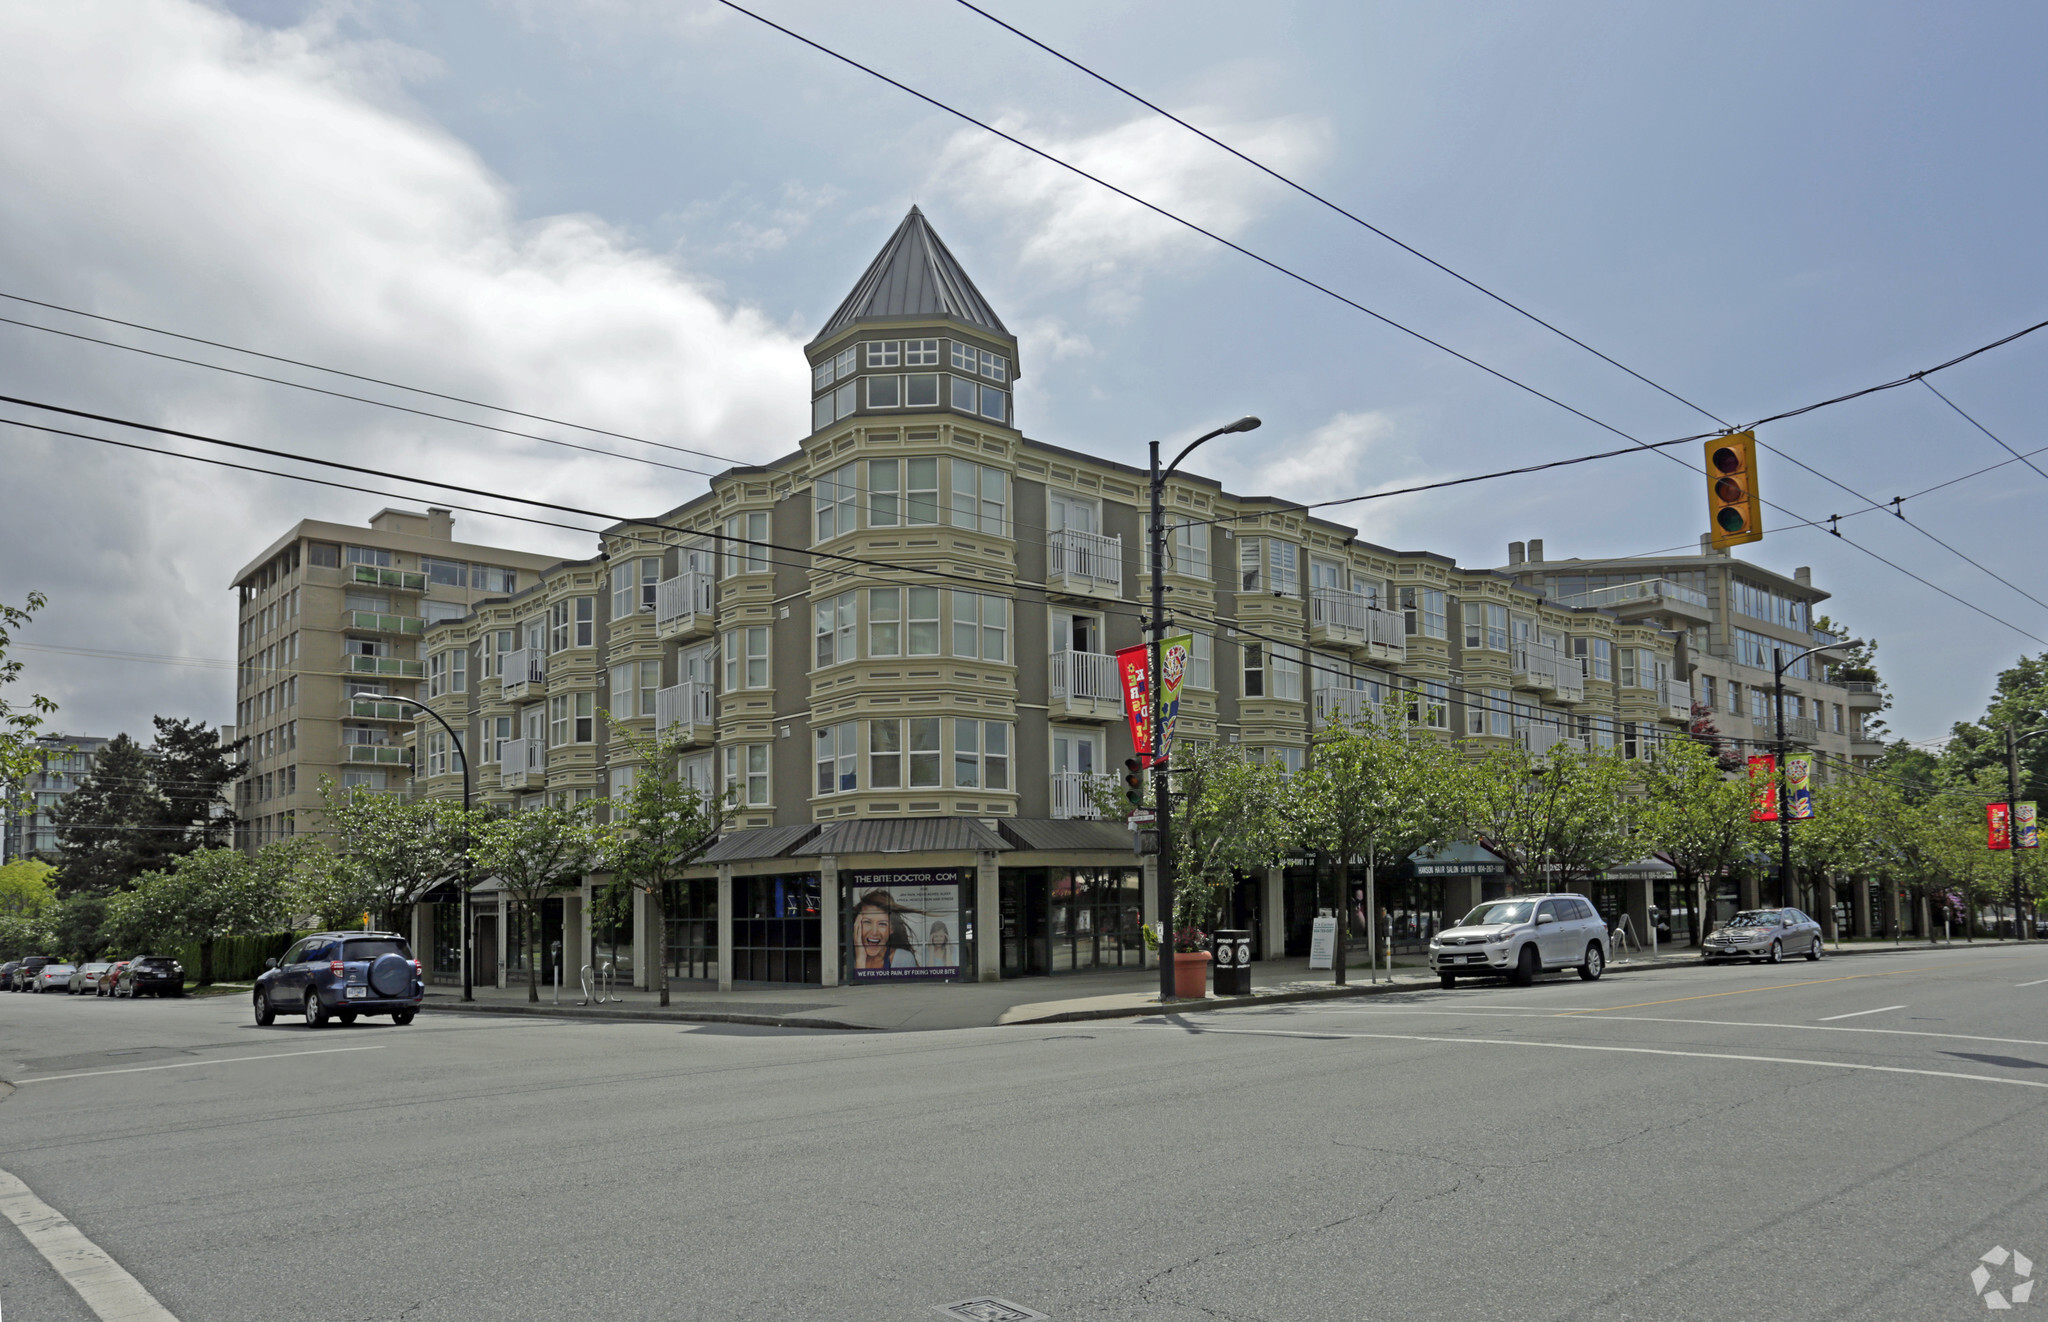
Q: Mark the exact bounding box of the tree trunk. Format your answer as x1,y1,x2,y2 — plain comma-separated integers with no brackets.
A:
199,936,214,986
648,881,669,1007
1327,849,1346,986
526,899,540,1002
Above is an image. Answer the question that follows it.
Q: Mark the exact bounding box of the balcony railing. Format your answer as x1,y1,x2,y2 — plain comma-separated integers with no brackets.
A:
1517,724,1588,761
348,610,424,635
1049,650,1123,704
498,737,543,787
350,564,427,593
346,655,424,678
1659,677,1691,720
654,572,716,635
348,698,413,721
1050,770,1117,820
655,680,716,736
1751,714,1821,746
501,648,543,699
344,744,411,765
1307,589,1406,659
1047,529,1123,598
1554,578,1711,612
1512,642,1563,693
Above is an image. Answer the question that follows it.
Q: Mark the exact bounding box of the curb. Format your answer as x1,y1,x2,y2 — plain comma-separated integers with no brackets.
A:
419,1002,876,1032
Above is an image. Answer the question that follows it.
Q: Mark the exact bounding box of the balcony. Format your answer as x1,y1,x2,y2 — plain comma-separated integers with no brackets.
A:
654,571,716,641
655,681,716,743
1750,714,1820,746
346,655,424,679
1311,686,1396,730
1307,589,1405,661
1554,577,1712,625
1845,680,1883,710
1511,642,1565,695
343,743,411,766
498,737,544,790
348,698,414,722
1516,724,1588,763
500,648,544,701
1048,650,1124,722
350,564,427,593
1050,770,1118,820
1659,677,1692,721
1047,529,1123,601
348,610,424,636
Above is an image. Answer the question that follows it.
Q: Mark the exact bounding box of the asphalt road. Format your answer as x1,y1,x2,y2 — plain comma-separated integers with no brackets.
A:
4,944,2047,1321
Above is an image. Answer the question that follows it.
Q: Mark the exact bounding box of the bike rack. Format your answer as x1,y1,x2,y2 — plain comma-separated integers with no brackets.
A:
578,960,622,1006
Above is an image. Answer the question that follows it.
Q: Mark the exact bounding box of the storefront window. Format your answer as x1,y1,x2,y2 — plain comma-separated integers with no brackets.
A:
506,896,566,987
431,901,461,982
660,879,712,981
735,875,821,983
999,868,1142,977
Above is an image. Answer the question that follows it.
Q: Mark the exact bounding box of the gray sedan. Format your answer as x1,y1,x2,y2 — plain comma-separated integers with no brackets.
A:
1702,908,1824,964
68,961,115,993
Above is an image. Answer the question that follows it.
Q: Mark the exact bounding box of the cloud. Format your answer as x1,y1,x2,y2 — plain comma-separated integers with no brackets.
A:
0,0,808,739
926,107,1330,315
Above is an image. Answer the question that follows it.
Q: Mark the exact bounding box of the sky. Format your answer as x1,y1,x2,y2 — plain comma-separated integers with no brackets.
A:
1,0,2044,749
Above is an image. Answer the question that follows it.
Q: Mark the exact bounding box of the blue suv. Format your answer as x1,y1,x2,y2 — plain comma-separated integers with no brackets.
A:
255,932,424,1027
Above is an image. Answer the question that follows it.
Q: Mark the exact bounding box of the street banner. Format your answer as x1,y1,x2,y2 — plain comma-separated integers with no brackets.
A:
1115,642,1153,763
2019,802,2039,849
1787,756,1814,820
1748,754,1778,822
1988,802,2013,851
1157,633,1193,764
846,870,961,981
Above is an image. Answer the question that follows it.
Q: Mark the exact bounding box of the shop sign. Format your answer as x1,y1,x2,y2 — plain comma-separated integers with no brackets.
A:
1748,755,1778,822
1307,914,1337,970
846,870,962,981
1786,756,1813,821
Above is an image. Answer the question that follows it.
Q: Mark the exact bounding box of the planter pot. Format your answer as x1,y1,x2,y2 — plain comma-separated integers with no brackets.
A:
1172,951,1212,999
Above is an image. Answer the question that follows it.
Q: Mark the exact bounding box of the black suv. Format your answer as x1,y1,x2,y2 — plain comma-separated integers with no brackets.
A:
114,955,186,997
255,932,424,1027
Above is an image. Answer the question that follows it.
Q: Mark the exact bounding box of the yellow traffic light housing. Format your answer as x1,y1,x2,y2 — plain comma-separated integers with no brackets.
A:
1706,431,1763,550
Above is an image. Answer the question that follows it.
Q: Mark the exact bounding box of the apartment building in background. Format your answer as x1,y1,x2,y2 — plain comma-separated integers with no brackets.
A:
1,734,112,864
408,207,1695,995
1496,538,1870,774
227,508,560,851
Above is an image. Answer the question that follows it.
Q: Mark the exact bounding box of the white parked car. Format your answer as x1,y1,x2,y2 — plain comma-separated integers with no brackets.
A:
68,962,114,994
33,963,77,993
1429,895,1611,988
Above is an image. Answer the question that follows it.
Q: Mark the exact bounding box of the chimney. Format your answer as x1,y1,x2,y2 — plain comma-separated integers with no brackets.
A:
1507,541,1525,567
1794,566,1811,586
427,507,454,540
1527,538,1544,563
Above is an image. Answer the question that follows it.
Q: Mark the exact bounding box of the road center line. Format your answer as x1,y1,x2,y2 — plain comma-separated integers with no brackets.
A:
2017,978,2048,988
1819,1005,1906,1021
12,1045,385,1085
1129,1023,2048,1090
0,1168,179,1321
1291,1005,2048,1048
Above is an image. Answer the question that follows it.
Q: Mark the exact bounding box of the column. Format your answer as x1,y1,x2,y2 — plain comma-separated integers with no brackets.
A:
1259,865,1285,962
1737,873,1759,912
562,892,584,990
716,865,734,992
819,855,840,987
975,852,1000,982
631,884,650,989
411,905,432,977
1851,873,1872,939
1140,856,1159,968
495,893,509,990
1879,883,1900,938
1624,876,1654,955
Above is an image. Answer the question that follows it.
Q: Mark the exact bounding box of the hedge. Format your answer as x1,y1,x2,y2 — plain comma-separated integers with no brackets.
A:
170,931,306,984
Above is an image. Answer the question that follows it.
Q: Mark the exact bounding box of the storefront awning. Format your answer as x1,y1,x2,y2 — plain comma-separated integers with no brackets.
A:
799,816,1012,857
998,818,1136,853
1606,855,1678,879
702,823,822,864
1409,840,1509,876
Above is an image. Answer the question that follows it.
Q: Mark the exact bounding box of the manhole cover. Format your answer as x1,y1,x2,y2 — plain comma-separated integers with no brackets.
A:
934,1299,1048,1322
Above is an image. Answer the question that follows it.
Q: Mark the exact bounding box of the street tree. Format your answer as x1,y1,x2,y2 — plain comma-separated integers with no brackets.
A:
600,722,733,1008
1164,740,1285,945
469,801,601,1002
147,716,244,854
1464,742,1641,892
319,777,469,932
0,858,57,918
0,592,59,785
51,733,163,895
1639,738,1767,945
1786,778,1877,939
1290,703,1462,979
101,847,292,979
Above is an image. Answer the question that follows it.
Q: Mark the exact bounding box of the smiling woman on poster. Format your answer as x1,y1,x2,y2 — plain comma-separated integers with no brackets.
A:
851,890,922,972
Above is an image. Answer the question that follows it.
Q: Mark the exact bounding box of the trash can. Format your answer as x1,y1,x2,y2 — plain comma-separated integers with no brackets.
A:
1211,929,1253,995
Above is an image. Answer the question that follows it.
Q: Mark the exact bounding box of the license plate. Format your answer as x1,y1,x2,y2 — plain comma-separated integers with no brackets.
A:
345,985,367,999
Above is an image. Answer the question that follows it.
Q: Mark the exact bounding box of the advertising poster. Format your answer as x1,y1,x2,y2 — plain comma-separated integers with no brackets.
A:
1987,802,2013,851
1748,754,1778,822
2019,802,2039,850
847,870,962,981
1157,633,1193,763
1307,915,1337,970
1786,756,1814,821
1115,642,1152,763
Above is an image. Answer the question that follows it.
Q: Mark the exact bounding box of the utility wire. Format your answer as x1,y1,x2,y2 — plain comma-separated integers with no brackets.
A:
1918,378,2048,488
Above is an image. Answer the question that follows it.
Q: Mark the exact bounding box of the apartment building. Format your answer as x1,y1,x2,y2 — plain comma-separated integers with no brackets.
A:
1,734,111,863
410,207,1691,993
227,508,561,850
1496,537,1869,774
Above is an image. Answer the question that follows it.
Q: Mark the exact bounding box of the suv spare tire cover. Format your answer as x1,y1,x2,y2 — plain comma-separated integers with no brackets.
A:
368,953,412,998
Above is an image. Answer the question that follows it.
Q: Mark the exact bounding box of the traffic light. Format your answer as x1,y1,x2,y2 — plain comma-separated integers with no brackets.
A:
1123,757,1145,812
1706,431,1763,550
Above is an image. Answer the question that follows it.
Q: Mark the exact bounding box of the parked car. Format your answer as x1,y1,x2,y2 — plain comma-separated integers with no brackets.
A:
112,955,186,997
67,962,115,994
1429,894,1612,988
1702,908,1824,964
96,960,130,997
33,963,77,993
254,931,424,1027
9,955,59,991
0,961,19,989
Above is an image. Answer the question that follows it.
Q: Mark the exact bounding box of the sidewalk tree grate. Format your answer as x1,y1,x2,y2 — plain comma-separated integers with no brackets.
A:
934,1299,1048,1322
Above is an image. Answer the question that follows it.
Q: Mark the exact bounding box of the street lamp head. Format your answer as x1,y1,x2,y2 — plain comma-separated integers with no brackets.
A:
1222,415,1262,435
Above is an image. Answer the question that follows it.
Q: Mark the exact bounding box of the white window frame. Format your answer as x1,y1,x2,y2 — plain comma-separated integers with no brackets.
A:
723,626,769,691
722,511,769,577
814,590,857,668
950,460,1007,535
815,720,857,795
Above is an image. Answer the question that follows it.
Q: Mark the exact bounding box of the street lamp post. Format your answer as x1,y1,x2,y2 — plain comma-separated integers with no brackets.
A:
392,696,474,1002
2004,725,2048,942
1149,414,1261,1001
1773,637,1861,912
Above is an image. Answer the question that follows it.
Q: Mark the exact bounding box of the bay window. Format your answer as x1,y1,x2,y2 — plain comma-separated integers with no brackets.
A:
815,721,858,794
814,591,857,667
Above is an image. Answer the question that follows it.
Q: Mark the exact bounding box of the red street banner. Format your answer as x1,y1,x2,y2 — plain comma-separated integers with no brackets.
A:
1748,755,1778,822
1116,643,1154,764
1988,802,2013,851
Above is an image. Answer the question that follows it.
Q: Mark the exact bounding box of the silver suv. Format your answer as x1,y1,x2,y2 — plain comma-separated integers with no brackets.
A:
1429,894,1611,988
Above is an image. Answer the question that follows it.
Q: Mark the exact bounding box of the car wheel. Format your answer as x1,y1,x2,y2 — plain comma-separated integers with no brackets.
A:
253,989,275,1026
1438,972,1456,990
303,990,328,1028
392,1010,416,1026
1578,943,1605,981
1767,941,1783,964
1510,944,1539,986
1806,936,1822,961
